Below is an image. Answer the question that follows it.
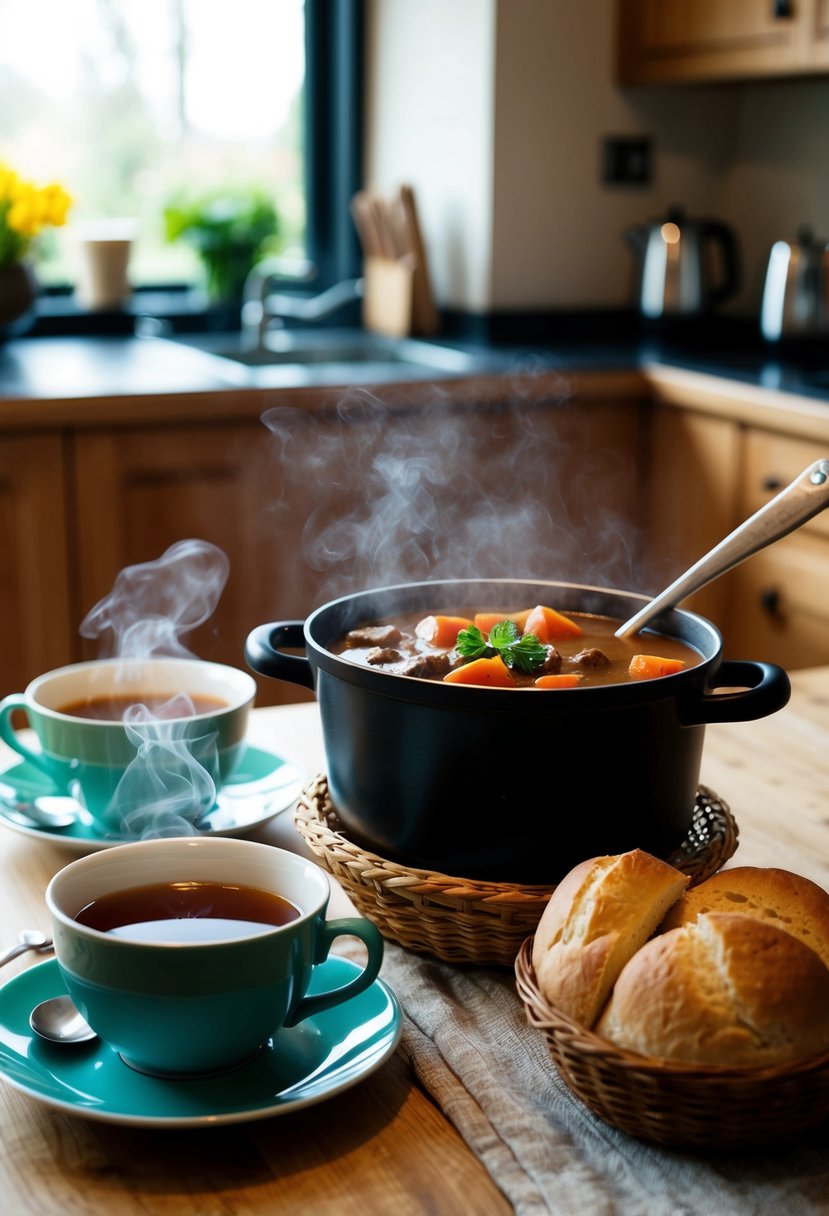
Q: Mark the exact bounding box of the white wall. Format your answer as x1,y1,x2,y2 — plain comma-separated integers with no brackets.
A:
365,0,829,318
364,0,497,311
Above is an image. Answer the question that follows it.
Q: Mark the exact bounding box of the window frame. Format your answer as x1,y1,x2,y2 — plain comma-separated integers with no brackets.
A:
305,0,364,291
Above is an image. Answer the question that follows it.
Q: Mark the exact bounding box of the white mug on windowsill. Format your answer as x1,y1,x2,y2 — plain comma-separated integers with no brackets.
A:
74,219,137,311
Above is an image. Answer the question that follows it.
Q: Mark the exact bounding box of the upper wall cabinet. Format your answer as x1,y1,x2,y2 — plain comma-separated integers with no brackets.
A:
617,0,829,84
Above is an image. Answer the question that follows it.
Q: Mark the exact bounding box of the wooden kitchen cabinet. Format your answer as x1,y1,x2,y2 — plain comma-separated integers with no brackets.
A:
616,0,829,84
645,405,829,671
726,429,829,667
0,434,73,696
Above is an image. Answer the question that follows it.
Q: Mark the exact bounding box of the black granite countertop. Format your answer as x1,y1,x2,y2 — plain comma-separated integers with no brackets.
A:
1,311,828,408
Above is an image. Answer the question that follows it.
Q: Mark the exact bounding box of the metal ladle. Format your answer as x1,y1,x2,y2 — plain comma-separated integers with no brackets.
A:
29,996,97,1045
616,458,829,639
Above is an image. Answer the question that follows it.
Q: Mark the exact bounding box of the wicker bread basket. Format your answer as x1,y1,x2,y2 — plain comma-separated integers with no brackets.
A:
295,775,738,967
515,937,829,1148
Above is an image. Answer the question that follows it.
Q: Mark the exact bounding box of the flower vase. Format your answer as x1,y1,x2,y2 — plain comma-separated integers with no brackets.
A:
0,262,38,339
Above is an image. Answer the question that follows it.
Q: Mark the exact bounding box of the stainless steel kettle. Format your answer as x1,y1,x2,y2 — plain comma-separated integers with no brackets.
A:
625,207,740,319
760,225,829,343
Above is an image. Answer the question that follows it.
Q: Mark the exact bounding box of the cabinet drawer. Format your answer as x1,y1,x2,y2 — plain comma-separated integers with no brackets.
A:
727,531,829,669
742,430,829,543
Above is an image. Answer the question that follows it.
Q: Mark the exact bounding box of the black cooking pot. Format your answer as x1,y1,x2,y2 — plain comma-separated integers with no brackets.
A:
245,579,790,883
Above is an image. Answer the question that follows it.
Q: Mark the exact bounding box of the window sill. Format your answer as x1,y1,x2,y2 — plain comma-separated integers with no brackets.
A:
29,288,245,339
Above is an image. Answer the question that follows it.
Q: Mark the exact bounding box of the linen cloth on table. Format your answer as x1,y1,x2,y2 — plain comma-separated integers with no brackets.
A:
374,942,829,1216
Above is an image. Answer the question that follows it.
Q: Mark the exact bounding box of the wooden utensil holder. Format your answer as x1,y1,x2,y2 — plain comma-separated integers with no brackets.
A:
362,256,415,339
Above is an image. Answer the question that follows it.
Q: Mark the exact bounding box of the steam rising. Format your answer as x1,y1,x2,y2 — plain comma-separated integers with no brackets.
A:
261,386,639,600
78,540,229,839
107,699,218,838
80,539,230,659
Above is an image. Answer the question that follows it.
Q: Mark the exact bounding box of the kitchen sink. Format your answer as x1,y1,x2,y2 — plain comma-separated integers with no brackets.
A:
167,327,504,383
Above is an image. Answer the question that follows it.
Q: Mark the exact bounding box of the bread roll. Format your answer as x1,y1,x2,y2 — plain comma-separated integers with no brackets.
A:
531,849,689,1028
596,912,829,1066
661,866,829,970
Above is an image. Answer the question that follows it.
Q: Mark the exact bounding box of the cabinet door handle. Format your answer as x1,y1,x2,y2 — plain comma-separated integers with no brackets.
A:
772,0,794,18
761,474,785,493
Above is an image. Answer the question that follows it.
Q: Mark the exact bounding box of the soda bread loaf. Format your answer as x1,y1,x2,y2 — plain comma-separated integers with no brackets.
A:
660,865,829,969
596,911,829,1066
530,849,690,1028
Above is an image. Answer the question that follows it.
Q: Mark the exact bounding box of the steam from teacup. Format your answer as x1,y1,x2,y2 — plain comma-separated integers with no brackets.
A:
105,698,219,838
79,539,230,659
77,540,229,838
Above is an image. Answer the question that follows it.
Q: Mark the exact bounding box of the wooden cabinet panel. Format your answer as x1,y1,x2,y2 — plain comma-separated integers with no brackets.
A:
742,430,829,540
727,532,829,667
617,0,815,84
729,428,829,668
644,404,742,632
72,423,321,706
0,435,73,695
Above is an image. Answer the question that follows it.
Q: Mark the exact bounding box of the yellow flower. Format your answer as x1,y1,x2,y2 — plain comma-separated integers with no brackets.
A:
40,183,72,226
0,164,19,203
7,184,43,237
0,159,72,267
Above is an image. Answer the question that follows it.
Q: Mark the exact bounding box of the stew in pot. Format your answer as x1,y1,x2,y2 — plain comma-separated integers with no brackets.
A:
332,604,702,689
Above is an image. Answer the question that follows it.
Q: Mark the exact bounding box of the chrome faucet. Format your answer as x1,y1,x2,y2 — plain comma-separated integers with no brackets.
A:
241,256,364,349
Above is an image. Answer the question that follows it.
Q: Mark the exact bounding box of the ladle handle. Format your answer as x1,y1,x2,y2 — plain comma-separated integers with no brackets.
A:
616,458,829,639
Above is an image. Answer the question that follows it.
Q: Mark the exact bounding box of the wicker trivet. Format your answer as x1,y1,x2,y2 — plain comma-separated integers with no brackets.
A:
515,937,829,1149
295,776,738,967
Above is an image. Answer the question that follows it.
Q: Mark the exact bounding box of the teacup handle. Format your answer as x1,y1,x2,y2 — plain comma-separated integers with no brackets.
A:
284,917,384,1028
0,695,59,784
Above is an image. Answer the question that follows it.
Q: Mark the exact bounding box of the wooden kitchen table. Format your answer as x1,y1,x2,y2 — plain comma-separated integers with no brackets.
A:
1,668,829,1214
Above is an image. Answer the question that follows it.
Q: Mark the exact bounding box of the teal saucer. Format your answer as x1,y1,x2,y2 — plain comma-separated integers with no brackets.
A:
0,745,306,852
0,958,401,1126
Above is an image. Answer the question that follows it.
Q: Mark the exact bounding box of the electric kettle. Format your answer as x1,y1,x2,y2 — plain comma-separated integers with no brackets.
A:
760,225,829,343
625,207,740,320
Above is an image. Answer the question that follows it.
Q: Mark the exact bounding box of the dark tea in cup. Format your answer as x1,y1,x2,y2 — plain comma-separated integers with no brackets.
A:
59,693,230,721
74,879,301,942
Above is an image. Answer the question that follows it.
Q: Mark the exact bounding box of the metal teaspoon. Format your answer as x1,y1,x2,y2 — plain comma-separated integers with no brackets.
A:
0,929,53,968
616,458,829,639
29,996,97,1044
0,777,78,830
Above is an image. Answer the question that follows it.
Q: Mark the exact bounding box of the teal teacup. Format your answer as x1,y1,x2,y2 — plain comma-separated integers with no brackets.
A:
0,658,256,834
45,836,384,1076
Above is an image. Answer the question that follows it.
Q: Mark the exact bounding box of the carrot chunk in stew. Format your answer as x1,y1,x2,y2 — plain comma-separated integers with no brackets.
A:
533,673,583,689
628,654,686,680
443,656,518,687
473,610,530,635
523,604,583,642
415,615,473,648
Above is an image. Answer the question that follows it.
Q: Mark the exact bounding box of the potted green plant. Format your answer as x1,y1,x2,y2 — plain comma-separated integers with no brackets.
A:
163,188,279,306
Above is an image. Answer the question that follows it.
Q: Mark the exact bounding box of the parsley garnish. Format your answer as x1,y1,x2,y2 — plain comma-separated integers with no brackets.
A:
456,620,548,674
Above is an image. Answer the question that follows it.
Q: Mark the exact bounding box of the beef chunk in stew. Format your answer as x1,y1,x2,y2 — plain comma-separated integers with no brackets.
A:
537,646,562,676
346,624,403,648
400,651,455,680
366,647,403,665
571,647,611,670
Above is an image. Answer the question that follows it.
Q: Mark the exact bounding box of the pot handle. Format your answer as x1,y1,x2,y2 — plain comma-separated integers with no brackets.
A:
244,622,315,691
680,660,790,726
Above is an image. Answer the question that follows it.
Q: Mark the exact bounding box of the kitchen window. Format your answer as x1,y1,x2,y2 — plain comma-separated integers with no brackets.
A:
0,0,362,313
